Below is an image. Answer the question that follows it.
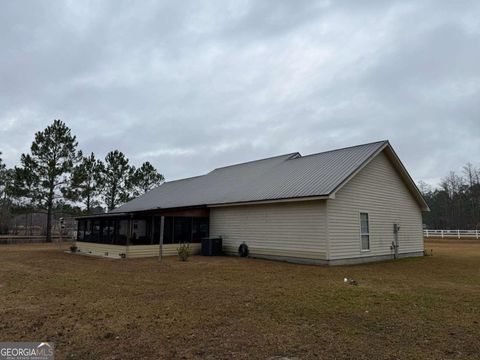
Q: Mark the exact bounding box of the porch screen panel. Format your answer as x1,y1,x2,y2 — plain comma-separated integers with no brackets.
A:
105,220,115,244
117,220,129,245
92,220,100,243
163,217,173,244
84,220,92,242
77,220,85,241
192,217,209,243
174,217,192,243
131,219,153,245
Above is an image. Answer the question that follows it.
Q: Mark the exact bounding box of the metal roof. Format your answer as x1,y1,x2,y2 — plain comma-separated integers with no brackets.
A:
110,140,431,214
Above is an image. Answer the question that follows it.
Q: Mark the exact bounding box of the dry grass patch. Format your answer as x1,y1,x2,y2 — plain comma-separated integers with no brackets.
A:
0,241,479,359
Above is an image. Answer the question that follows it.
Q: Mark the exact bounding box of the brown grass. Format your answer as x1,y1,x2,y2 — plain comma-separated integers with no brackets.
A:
0,241,479,360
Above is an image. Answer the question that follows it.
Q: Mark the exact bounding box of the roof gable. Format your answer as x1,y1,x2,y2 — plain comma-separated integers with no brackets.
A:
329,142,429,211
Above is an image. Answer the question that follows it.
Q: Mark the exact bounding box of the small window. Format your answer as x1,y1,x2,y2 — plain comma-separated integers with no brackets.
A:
360,212,370,251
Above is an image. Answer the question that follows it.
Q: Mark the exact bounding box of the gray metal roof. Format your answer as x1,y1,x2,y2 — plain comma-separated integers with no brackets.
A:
111,140,410,213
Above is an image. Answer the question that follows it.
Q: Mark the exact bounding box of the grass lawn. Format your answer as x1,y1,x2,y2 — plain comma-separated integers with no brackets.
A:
0,240,479,360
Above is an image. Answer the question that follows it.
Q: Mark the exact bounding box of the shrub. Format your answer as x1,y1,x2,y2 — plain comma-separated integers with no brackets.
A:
70,245,78,253
177,243,190,261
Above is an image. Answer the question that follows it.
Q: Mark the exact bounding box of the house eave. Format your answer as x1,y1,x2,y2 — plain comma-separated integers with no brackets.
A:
207,195,330,208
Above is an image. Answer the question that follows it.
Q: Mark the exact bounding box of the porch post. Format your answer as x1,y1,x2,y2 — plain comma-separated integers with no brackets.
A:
127,215,133,246
158,216,164,262
151,216,155,245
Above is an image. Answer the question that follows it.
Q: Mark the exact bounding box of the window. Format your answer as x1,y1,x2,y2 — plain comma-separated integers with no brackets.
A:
360,212,370,251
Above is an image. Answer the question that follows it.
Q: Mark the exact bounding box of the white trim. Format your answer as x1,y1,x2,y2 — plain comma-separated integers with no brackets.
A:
325,199,330,260
207,195,329,208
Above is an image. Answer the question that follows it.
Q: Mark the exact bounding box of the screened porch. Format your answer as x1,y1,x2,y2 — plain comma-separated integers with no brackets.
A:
76,210,209,247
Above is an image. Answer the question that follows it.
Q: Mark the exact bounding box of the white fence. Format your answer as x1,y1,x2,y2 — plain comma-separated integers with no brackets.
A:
424,229,479,239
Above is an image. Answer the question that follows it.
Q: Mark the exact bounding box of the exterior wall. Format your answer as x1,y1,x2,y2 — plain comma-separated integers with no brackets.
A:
75,242,127,258
209,200,327,260
126,243,201,258
327,151,424,261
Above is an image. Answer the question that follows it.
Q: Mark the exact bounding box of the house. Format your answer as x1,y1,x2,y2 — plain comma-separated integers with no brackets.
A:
75,140,429,265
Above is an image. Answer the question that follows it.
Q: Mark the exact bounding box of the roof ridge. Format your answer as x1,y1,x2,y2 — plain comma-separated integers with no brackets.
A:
164,174,206,184
292,140,388,160
211,152,300,171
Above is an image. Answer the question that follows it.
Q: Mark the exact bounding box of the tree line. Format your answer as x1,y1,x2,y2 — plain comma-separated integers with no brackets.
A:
0,120,164,240
1,121,478,238
418,163,480,230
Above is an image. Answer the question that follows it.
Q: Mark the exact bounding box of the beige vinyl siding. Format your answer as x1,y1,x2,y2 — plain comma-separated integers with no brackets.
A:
75,242,127,258
75,242,201,258
210,200,327,260
126,243,201,258
327,151,424,260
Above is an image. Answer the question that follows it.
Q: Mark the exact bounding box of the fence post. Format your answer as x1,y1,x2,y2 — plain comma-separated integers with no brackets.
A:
476,230,478,240
441,230,444,239
457,230,460,239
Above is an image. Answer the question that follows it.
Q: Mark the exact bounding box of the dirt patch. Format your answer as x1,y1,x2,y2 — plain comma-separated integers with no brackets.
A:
0,240,479,359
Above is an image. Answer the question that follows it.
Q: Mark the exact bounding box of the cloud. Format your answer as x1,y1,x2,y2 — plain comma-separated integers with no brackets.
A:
0,0,479,187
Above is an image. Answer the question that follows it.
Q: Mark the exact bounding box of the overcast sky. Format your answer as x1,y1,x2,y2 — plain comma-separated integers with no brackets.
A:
0,1,479,186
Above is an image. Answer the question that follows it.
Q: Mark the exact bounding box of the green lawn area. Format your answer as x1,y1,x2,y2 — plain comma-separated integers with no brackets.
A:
0,240,479,359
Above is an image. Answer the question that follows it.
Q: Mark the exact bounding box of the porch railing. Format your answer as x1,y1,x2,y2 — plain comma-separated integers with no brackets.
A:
0,235,67,245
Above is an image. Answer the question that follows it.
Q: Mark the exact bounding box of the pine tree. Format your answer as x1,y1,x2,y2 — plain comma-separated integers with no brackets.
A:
100,150,134,211
65,152,104,212
0,153,12,234
0,153,7,200
15,120,81,241
131,161,164,196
